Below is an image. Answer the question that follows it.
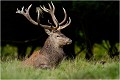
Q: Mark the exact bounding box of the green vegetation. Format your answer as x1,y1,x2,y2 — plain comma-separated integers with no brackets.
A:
1,42,120,79
1,57,119,79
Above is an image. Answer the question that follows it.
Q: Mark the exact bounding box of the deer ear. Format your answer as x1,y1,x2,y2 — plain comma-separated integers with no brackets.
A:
44,29,51,35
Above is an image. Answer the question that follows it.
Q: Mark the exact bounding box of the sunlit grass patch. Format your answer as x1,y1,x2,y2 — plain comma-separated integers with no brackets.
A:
1,58,119,79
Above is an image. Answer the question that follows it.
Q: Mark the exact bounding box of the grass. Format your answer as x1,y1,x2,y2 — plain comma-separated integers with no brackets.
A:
1,58,119,79
1,41,120,79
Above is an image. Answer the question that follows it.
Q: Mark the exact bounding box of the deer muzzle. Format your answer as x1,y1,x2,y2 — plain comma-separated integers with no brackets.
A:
66,39,72,45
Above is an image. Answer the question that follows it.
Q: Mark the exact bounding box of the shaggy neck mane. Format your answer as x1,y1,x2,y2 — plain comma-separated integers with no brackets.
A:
39,36,65,66
40,37,64,55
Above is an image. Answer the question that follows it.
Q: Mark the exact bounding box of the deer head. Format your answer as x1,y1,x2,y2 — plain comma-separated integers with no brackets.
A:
16,2,72,47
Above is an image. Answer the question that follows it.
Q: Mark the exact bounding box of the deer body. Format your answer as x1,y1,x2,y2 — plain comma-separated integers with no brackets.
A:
16,2,72,69
24,31,72,68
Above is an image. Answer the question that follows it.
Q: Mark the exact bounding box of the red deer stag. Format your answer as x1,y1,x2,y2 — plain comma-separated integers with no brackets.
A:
16,2,72,69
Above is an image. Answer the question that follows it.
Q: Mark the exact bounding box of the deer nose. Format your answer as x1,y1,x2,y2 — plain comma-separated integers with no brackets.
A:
67,39,72,45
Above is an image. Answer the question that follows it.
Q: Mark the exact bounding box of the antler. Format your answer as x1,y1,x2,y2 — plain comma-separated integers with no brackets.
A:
16,4,52,30
58,7,71,30
16,2,71,31
40,2,71,31
59,7,67,25
58,17,71,30
40,2,59,29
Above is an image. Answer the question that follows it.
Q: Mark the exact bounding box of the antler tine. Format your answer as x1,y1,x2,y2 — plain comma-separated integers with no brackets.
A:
48,20,52,25
51,1,55,13
40,2,59,29
16,4,38,25
36,7,40,25
40,5,49,13
48,3,52,10
57,17,71,31
16,4,53,30
59,7,67,25
36,7,53,30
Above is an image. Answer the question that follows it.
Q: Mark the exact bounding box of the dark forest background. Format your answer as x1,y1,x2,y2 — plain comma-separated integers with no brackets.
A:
1,1,119,60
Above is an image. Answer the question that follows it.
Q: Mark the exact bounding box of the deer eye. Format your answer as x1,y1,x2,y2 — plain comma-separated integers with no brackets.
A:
57,35,61,37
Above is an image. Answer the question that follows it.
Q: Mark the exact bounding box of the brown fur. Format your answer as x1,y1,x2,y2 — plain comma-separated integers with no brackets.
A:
23,31,72,69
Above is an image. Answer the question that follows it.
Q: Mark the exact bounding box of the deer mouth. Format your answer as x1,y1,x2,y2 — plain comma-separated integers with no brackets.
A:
66,39,72,45
66,42,71,45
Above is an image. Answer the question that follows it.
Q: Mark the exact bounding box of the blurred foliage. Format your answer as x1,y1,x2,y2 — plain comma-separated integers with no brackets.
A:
1,41,119,61
1,45,18,60
75,41,119,60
